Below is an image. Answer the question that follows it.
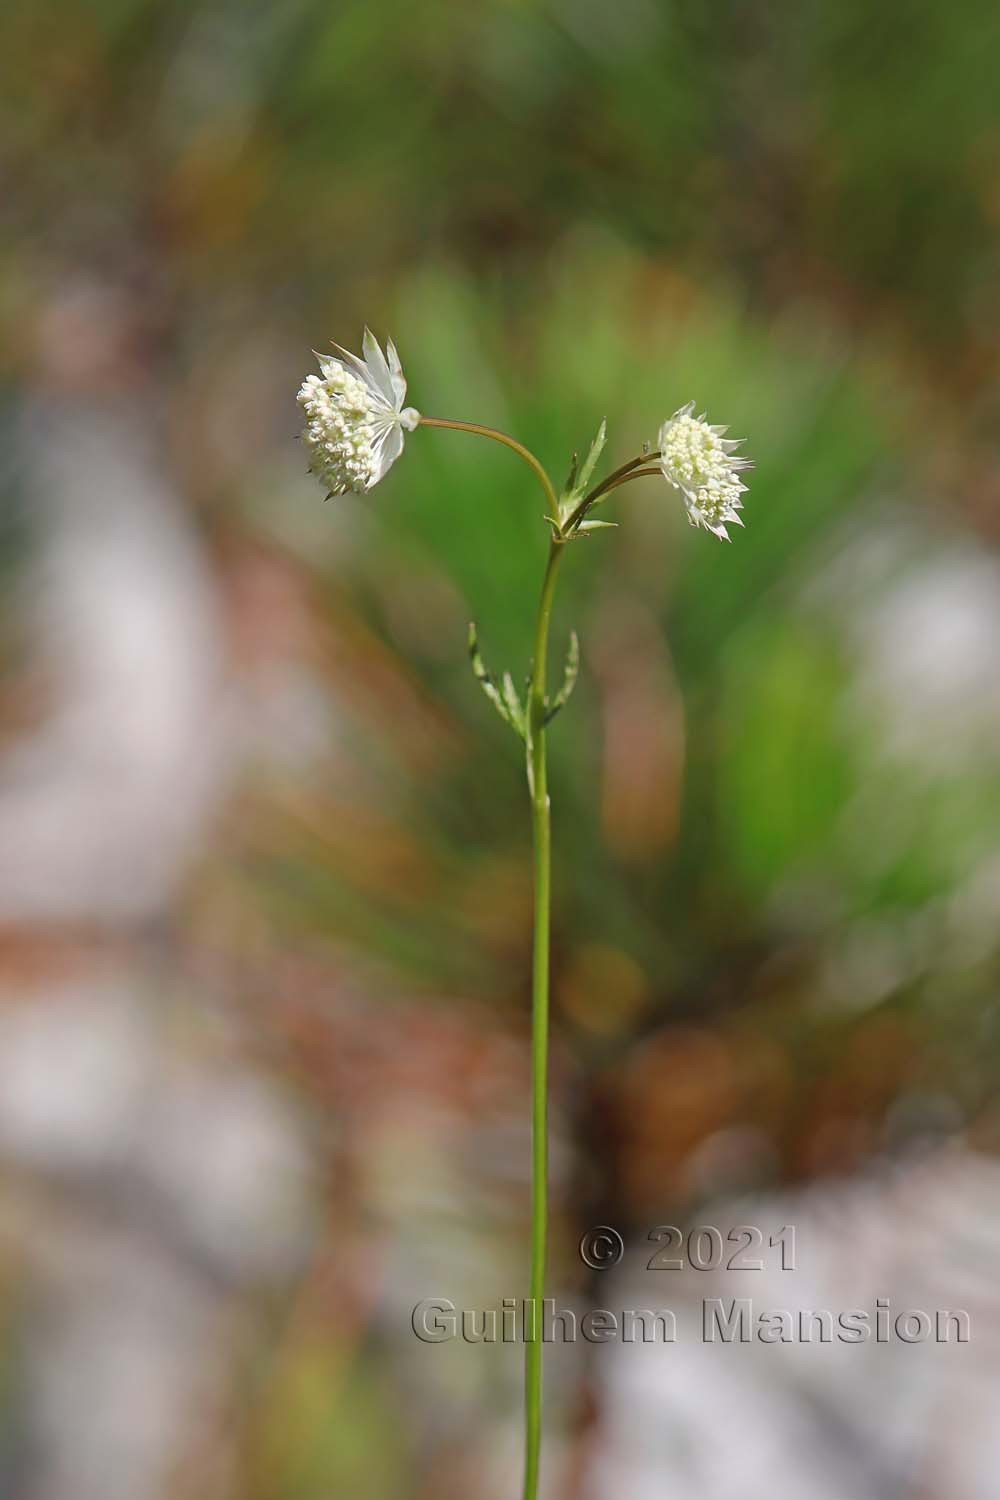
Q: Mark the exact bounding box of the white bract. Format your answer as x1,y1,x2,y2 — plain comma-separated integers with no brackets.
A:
657,402,751,541
297,329,419,496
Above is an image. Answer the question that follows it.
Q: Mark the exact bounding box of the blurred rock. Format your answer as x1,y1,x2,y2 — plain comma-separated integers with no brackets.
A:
0,966,317,1500
592,1148,1000,1500
0,396,228,925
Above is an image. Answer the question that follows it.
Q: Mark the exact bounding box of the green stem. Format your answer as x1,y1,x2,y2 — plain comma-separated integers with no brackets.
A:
419,415,560,523
419,412,567,1499
564,451,657,532
523,535,566,1500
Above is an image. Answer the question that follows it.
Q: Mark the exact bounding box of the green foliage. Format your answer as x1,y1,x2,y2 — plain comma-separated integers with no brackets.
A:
716,623,854,895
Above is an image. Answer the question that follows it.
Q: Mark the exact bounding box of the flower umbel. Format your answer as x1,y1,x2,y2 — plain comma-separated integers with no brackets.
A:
297,329,419,496
657,402,751,540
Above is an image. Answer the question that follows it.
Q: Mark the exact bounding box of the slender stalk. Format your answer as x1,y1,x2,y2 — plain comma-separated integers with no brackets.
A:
419,415,560,523
564,451,658,532
523,535,566,1500
420,413,568,1499
587,464,661,500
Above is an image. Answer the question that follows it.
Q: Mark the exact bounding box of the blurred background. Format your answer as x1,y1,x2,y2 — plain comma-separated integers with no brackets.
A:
1,1,999,1496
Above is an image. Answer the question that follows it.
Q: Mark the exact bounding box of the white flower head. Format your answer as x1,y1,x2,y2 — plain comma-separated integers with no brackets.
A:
297,329,420,496
657,402,752,541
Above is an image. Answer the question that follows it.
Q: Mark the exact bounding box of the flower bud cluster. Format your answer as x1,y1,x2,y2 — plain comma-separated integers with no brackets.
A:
297,364,385,495
657,402,751,540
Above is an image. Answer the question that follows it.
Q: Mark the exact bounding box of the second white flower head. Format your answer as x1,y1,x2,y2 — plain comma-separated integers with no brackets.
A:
657,402,751,541
297,329,420,496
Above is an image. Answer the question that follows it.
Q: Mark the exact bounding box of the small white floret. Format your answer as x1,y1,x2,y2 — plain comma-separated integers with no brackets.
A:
297,329,419,497
657,402,752,541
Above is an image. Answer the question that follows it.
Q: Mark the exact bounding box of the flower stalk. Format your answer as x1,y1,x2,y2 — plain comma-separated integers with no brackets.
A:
419,415,560,527
523,534,564,1500
297,331,752,1500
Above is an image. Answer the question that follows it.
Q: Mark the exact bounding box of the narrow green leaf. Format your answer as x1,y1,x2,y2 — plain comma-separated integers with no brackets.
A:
576,418,607,494
545,631,580,724
467,622,526,739
501,671,526,736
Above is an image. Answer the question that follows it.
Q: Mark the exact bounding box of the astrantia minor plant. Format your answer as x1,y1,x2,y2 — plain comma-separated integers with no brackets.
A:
298,329,751,1500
